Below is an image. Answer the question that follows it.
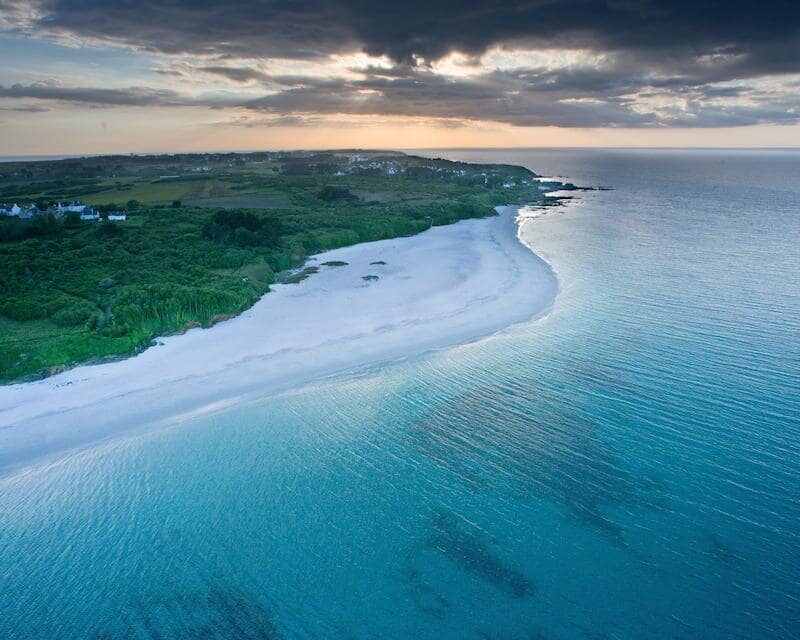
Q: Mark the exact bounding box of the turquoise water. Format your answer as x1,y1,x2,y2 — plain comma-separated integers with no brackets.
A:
2,149,799,639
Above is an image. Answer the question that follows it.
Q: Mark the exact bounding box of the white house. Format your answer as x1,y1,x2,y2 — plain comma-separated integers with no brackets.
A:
80,209,100,221
7,203,21,217
57,201,89,215
107,211,127,221
19,205,39,220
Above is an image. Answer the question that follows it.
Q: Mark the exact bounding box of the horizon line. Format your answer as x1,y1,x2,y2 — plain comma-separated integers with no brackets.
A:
2,145,800,163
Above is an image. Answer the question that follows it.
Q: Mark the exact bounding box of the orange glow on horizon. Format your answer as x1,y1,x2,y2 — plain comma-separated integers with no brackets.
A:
3,108,800,156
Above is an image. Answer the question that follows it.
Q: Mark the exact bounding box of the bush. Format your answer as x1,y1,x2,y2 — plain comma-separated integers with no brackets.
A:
63,211,81,228
0,299,47,321
318,186,359,203
233,226,258,246
25,214,60,238
52,301,95,326
256,221,281,247
209,209,262,231
202,209,283,248
0,218,25,242
95,221,122,237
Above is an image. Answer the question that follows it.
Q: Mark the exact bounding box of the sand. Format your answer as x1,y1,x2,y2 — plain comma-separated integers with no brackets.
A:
0,206,557,476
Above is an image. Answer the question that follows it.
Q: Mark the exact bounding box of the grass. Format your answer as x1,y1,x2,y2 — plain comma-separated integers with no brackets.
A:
81,179,228,205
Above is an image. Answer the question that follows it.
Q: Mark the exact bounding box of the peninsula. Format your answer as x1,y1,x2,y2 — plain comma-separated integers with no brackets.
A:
0,150,568,382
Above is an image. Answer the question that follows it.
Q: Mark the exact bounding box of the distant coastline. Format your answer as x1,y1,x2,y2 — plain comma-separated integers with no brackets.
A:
0,155,94,163
5,147,800,164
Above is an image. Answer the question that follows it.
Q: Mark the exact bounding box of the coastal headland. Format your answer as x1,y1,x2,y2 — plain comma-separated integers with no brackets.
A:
0,151,567,476
0,150,571,382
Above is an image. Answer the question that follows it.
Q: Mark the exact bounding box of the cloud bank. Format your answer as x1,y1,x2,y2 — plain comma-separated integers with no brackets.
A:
1,0,799,128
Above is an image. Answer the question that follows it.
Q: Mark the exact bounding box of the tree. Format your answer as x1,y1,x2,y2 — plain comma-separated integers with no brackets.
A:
63,211,81,228
318,185,359,203
233,226,258,246
95,220,122,237
26,213,59,238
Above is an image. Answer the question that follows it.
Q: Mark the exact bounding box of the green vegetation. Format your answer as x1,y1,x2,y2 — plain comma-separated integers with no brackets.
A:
0,150,550,382
275,266,319,284
318,185,360,203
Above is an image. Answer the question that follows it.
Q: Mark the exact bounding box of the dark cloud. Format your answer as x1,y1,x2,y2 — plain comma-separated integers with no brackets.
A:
12,0,798,77
3,63,799,129
219,113,467,128
1,1,798,128
29,0,360,59
0,104,50,112
152,68,186,78
234,66,799,128
196,66,271,83
0,83,198,107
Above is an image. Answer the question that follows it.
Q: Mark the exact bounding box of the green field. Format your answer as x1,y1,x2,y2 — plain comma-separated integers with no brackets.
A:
0,150,564,382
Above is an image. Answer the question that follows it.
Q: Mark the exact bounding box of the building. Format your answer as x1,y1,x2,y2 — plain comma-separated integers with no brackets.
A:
80,209,100,221
107,211,127,221
57,201,89,215
1,203,22,217
19,205,39,220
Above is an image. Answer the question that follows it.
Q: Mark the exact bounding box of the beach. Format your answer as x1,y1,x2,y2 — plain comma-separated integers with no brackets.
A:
0,205,557,476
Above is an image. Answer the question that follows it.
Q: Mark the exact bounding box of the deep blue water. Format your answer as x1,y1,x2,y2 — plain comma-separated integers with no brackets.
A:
2,149,799,639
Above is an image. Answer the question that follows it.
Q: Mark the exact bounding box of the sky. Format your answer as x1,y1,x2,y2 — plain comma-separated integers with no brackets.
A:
1,0,799,154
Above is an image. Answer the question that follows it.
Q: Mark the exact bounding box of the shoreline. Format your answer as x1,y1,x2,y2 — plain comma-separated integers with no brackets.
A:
0,205,558,478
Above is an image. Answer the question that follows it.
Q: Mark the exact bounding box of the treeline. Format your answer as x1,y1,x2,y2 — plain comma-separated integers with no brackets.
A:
0,214,128,243
0,214,64,242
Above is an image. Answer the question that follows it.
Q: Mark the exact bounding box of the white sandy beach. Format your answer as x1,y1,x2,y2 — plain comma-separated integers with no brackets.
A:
0,206,557,476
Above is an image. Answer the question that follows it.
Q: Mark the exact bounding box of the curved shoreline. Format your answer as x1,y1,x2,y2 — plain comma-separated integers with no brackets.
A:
0,205,558,478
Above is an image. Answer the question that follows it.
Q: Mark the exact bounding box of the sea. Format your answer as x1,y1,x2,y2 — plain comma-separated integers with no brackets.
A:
1,149,798,639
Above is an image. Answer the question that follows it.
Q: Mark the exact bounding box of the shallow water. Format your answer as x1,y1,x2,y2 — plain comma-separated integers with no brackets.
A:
2,149,799,639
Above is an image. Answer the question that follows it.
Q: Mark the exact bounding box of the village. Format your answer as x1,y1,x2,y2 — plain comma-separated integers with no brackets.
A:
0,201,127,221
